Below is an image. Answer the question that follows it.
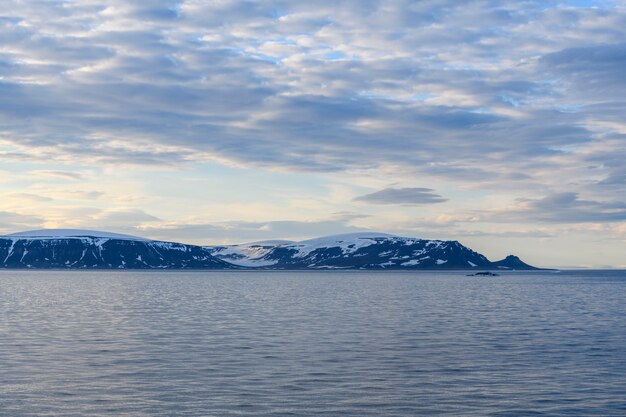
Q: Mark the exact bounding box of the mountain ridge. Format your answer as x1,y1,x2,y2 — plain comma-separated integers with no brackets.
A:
0,229,544,270
0,231,232,269
206,233,544,270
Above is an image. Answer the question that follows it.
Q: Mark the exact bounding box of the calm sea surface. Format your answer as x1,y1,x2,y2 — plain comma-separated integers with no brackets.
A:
1,270,625,416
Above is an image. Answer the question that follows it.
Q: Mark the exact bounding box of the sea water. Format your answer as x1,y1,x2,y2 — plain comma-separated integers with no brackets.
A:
1,270,625,416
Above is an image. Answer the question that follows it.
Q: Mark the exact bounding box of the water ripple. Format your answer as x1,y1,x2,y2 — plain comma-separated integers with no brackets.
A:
1,270,625,416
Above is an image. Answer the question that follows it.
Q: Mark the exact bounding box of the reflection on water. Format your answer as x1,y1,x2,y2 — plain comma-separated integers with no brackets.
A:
1,270,625,416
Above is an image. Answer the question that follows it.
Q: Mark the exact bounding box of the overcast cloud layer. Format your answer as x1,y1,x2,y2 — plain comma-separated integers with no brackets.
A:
1,0,626,267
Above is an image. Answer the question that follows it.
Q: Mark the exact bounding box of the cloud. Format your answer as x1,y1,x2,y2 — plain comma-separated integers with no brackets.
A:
0,0,623,190
24,208,164,236
55,190,105,200
4,193,54,202
1,0,626,268
32,171,84,181
139,217,369,244
488,192,626,223
0,211,44,233
93,209,161,224
450,230,556,239
541,43,626,100
354,187,447,205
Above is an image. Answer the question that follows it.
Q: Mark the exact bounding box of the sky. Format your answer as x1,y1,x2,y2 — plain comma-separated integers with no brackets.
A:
1,0,625,268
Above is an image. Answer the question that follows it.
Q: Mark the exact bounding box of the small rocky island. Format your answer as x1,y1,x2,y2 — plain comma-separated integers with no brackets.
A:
467,271,500,277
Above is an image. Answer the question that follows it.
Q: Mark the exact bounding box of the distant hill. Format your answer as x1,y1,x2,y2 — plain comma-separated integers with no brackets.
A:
492,255,540,270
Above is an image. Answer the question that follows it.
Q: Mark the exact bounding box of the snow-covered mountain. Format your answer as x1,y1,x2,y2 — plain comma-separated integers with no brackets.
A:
0,229,540,270
206,232,540,270
0,229,232,269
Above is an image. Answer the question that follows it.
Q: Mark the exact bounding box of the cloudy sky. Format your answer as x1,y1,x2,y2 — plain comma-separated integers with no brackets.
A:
1,0,625,267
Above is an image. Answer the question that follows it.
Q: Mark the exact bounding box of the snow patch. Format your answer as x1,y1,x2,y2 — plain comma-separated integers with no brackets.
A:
298,232,395,246
292,232,395,257
243,239,296,246
209,243,279,267
151,242,187,251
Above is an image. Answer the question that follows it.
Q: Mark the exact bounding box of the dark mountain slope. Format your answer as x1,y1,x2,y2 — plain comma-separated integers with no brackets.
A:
0,233,232,269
